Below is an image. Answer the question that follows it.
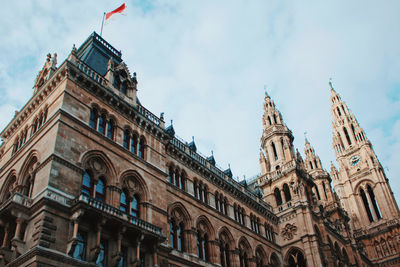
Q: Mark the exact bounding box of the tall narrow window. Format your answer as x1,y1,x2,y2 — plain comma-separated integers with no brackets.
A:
89,109,98,129
82,171,93,196
268,116,272,125
271,142,278,160
343,127,352,146
273,114,277,124
281,139,285,159
174,169,180,188
96,239,107,267
283,183,291,202
168,167,174,184
180,172,185,190
120,191,128,212
170,221,176,248
360,188,373,222
123,130,130,150
274,188,282,206
130,194,139,217
139,137,145,159
130,134,137,154
95,178,106,202
315,186,321,200
106,119,114,139
351,124,357,142
118,246,128,267
337,107,342,116
367,185,381,219
215,192,220,211
177,223,184,251
98,115,105,134
72,231,87,260
323,183,328,200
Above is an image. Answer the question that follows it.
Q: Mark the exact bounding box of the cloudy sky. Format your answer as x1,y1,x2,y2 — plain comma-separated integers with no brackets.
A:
0,1,399,202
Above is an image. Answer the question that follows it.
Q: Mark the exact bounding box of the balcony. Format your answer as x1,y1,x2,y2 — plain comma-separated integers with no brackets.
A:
73,194,163,238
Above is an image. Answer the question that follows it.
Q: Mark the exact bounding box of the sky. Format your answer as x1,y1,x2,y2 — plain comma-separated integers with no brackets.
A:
0,1,399,203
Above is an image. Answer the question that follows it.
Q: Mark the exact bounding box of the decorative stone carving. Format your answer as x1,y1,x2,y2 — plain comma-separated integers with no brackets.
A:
123,177,140,198
281,223,297,240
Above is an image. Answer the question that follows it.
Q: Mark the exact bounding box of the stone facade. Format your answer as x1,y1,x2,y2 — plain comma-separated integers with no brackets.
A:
0,32,398,267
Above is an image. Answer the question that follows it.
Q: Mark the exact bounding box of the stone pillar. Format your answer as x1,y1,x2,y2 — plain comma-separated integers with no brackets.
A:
152,244,158,267
1,224,9,248
184,229,197,256
230,249,240,267
208,240,220,265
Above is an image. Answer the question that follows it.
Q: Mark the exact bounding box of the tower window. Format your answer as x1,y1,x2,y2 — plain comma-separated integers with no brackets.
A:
271,142,278,160
367,185,381,220
283,183,291,202
360,188,373,222
343,127,352,146
274,188,282,206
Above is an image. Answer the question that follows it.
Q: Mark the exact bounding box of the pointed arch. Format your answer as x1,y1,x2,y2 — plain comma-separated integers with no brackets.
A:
238,236,253,257
80,150,117,185
18,151,40,197
285,247,306,267
119,170,150,203
0,170,17,203
238,236,252,267
270,252,281,267
217,226,234,248
283,183,291,202
255,245,267,267
168,202,193,228
195,215,216,240
274,187,283,206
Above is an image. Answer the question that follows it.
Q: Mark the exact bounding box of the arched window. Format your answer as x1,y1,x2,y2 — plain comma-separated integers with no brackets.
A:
274,188,282,206
281,139,285,159
315,186,321,200
268,116,272,125
81,171,93,196
343,127,352,146
170,219,185,252
106,119,114,139
89,108,98,129
130,133,138,154
120,191,128,212
223,197,228,215
168,166,174,184
219,234,230,267
367,185,381,219
130,194,139,217
234,204,238,221
123,130,130,150
283,183,291,202
174,169,180,188
287,248,306,267
98,114,106,134
337,107,342,116
271,142,278,160
215,192,220,211
323,183,328,200
351,124,357,142
194,180,198,199
180,172,185,190
72,231,87,260
95,178,106,202
239,243,250,267
360,188,373,222
203,185,208,204
138,137,145,159
256,249,264,267
273,114,277,124
197,231,209,262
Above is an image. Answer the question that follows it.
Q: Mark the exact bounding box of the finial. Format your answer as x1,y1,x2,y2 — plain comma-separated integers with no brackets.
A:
264,85,269,97
211,150,214,156
304,131,308,142
51,53,57,67
46,53,51,62
72,44,77,53
329,77,334,90
192,136,194,142
228,163,231,169
170,119,173,126
160,112,164,120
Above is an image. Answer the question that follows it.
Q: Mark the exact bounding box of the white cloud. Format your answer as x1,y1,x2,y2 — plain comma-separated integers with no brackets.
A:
0,0,399,203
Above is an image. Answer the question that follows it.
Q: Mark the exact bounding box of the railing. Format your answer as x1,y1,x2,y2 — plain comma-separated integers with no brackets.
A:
127,215,163,236
93,32,122,59
76,60,106,85
76,194,163,237
168,137,275,214
137,104,163,126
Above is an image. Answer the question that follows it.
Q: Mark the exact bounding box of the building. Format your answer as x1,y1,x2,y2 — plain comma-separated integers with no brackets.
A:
0,32,398,267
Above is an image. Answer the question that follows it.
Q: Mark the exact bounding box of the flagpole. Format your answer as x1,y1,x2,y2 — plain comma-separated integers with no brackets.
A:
100,12,106,37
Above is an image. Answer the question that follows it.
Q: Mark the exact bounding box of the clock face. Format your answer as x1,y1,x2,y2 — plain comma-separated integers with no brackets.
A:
350,155,361,166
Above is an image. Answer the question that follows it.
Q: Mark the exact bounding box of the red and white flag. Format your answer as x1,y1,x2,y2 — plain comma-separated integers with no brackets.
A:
105,3,126,20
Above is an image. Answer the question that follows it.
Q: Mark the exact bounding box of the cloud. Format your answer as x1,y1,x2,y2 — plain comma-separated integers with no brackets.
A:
0,0,399,204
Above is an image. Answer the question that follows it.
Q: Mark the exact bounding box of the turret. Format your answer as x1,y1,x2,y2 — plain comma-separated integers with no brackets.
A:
260,91,295,173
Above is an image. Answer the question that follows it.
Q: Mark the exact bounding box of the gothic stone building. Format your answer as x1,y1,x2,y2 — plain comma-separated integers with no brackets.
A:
0,32,399,267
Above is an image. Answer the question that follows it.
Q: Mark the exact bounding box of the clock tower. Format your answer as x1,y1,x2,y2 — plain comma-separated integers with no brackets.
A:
329,81,400,232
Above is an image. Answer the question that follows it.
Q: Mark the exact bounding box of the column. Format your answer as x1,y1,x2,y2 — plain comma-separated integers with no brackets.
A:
1,224,9,248
208,240,220,265
184,229,196,256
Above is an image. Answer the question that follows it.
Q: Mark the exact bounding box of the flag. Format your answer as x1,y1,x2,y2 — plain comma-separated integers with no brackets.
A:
105,3,126,20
